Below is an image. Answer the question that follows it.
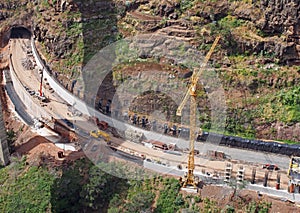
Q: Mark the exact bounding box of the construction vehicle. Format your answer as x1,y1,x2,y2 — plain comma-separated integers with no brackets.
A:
288,157,300,180
90,116,108,130
287,156,300,193
90,129,110,142
262,164,279,171
147,140,168,150
89,116,121,138
42,117,78,142
176,35,221,188
98,120,109,130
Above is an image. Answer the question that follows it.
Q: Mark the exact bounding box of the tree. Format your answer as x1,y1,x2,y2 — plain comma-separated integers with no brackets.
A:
202,198,220,213
80,166,118,210
246,201,272,213
227,179,247,201
223,205,235,213
155,178,185,213
6,129,16,152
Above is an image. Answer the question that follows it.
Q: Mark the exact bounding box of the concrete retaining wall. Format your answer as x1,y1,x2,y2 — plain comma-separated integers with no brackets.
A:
9,55,50,119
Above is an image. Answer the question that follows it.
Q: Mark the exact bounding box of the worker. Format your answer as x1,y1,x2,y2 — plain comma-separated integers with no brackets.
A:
141,117,146,128
106,104,110,114
164,123,168,134
105,100,111,114
172,124,177,136
71,79,77,93
133,114,137,124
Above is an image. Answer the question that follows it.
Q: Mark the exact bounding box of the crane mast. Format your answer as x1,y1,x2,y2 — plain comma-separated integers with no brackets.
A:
177,36,221,188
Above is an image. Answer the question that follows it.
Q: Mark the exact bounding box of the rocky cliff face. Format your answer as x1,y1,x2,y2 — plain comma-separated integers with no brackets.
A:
0,1,28,21
121,0,300,64
1,0,300,65
0,0,299,142
259,0,299,34
257,0,300,63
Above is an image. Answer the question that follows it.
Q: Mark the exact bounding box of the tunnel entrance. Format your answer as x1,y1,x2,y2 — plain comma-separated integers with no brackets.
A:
10,26,31,39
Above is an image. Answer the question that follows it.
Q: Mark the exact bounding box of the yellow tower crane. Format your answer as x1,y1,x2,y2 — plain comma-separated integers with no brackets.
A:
176,36,221,188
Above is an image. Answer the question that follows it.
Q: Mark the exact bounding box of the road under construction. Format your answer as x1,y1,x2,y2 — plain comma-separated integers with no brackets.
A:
3,28,300,201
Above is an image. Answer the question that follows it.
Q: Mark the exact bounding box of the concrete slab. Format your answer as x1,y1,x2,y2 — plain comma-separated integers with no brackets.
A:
55,143,76,151
181,187,198,194
33,127,60,143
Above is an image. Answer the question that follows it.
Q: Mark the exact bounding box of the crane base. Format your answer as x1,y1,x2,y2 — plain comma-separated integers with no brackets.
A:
181,186,198,194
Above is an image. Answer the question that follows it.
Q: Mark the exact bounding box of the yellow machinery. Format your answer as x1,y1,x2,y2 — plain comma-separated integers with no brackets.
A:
90,130,110,142
287,156,300,193
176,36,221,188
288,156,300,180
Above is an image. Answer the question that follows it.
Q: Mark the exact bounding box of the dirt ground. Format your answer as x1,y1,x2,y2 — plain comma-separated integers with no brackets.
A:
13,128,84,165
198,185,300,212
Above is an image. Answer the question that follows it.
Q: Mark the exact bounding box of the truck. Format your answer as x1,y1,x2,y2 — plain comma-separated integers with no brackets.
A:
90,130,110,142
88,116,121,138
89,116,108,130
147,140,168,150
97,120,108,130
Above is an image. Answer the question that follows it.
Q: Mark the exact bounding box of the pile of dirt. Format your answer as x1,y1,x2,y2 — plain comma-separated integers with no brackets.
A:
200,185,233,207
14,129,85,167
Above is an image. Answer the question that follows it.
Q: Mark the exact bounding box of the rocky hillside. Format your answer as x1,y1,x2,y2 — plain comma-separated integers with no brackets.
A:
0,0,299,142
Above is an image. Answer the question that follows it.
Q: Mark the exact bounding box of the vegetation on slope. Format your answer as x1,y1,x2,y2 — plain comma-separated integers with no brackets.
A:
0,157,274,213
0,157,55,212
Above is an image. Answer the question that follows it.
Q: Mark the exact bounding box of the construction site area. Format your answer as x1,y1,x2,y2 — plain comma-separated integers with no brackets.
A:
0,0,300,208
0,0,300,211
0,25,298,206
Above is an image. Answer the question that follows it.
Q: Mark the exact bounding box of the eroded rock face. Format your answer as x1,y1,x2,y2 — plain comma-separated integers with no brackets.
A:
256,122,300,142
258,0,299,34
0,1,29,22
256,0,300,63
1,0,299,64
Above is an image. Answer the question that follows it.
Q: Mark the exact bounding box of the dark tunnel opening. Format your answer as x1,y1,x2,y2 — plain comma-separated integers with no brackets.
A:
10,26,32,39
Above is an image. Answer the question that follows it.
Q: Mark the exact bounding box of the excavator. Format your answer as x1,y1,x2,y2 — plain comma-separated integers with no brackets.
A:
176,35,221,188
